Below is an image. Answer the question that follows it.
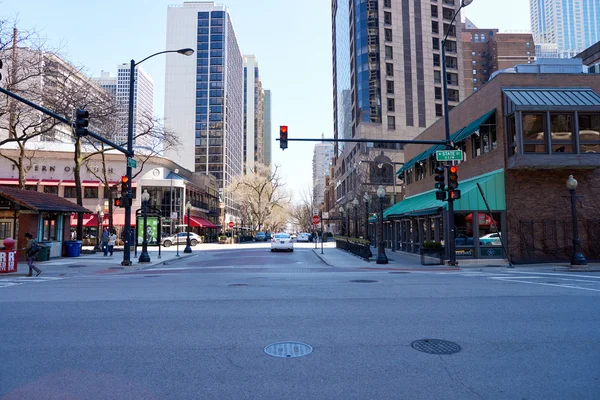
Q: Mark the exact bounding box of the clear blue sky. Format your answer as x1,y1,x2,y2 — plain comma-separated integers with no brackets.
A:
1,0,530,201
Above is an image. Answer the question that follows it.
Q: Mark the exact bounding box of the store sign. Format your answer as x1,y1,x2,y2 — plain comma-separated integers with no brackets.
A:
455,249,473,257
10,164,114,174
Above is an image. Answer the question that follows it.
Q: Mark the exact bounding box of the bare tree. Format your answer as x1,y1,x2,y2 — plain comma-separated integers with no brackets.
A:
290,186,316,233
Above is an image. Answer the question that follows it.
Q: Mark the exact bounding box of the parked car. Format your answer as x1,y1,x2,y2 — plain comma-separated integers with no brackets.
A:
255,232,266,241
479,232,502,246
265,232,272,241
271,233,294,252
297,233,311,242
162,232,202,247
454,233,474,246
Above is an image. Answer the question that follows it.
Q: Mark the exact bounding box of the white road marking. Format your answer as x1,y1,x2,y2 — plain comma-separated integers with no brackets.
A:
0,276,66,288
503,270,600,280
490,277,600,292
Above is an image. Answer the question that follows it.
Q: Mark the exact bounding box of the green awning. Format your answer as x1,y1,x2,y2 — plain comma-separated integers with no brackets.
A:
452,109,496,143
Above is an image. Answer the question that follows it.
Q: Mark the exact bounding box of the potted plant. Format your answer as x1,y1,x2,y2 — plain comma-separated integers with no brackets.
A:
420,241,444,265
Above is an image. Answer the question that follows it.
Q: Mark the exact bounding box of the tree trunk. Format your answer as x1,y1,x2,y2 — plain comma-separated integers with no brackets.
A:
17,146,26,189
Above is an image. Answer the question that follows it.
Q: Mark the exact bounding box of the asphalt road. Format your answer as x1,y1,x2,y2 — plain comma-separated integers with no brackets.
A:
1,244,599,399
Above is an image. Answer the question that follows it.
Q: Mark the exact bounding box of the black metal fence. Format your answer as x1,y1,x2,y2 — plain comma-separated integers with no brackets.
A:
517,218,600,263
336,239,371,261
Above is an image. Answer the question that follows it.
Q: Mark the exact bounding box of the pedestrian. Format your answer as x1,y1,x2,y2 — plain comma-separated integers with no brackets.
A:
108,229,117,256
101,227,110,256
23,232,42,277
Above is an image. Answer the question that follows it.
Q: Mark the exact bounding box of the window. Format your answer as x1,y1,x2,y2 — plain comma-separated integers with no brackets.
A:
473,87,478,92
473,78,477,83
442,7,454,20
446,56,457,69
474,34,479,43
387,98,395,112
550,113,574,153
64,187,77,198
447,72,458,85
434,70,441,83
444,24,456,37
384,11,392,25
473,69,477,75
435,87,442,100
387,116,396,129
472,60,477,65
444,40,456,53
415,162,426,181
431,5,438,18
578,113,600,153
386,63,394,76
472,115,497,157
0,222,11,240
433,54,440,67
507,115,517,155
522,114,547,153
385,28,392,42
472,51,476,56
436,104,443,117
386,81,394,94
384,0,391,7
432,21,439,34
385,46,393,59
43,186,58,195
84,187,99,199
447,89,459,102
433,37,440,50
42,213,58,242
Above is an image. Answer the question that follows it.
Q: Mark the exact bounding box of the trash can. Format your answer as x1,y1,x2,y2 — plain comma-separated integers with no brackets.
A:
65,240,82,257
35,244,51,262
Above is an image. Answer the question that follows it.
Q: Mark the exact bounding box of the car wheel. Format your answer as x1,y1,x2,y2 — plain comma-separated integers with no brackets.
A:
271,249,275,252
190,239,198,246
290,249,294,252
163,240,172,247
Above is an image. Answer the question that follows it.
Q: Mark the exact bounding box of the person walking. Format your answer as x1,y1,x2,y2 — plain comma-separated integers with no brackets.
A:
107,229,117,256
101,227,110,256
23,232,42,277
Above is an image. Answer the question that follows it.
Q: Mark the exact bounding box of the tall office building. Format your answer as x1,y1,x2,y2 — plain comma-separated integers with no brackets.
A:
93,65,154,148
331,0,465,207
165,2,244,220
530,0,600,58
263,90,272,168
243,55,265,173
312,140,334,206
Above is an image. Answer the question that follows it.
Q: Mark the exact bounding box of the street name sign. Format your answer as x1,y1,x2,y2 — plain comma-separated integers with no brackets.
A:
127,157,137,168
436,150,463,162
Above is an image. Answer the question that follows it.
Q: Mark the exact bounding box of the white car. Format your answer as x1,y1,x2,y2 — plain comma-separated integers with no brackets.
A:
271,233,294,252
162,232,202,247
297,233,311,242
479,232,502,246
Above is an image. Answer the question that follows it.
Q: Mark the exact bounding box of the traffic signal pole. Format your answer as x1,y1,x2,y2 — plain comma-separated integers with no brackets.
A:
122,59,136,266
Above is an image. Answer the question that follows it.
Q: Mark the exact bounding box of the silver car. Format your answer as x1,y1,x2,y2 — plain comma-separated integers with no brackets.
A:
162,232,202,247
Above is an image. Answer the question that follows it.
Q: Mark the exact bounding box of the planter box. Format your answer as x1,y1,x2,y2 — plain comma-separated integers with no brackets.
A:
419,247,444,265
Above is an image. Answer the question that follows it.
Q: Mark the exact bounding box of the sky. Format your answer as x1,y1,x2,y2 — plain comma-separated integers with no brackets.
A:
0,0,530,202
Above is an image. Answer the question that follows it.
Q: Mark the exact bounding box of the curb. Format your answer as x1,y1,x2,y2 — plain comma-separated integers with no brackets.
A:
138,253,199,270
312,249,332,266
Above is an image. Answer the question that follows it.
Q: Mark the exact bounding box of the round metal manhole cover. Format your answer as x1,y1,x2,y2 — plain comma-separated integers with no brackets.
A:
350,279,378,283
411,339,461,355
264,342,313,358
228,284,248,287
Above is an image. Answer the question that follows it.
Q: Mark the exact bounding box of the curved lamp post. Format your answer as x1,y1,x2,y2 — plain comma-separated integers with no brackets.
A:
376,185,388,264
138,189,151,263
184,201,193,253
352,198,359,238
338,205,345,236
122,48,194,267
566,175,587,266
95,204,102,252
441,0,474,266
363,192,370,242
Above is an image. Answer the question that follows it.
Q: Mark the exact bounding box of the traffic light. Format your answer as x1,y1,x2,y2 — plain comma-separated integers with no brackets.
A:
120,175,129,196
74,108,89,137
436,191,447,201
279,125,288,150
434,166,445,190
448,165,459,190
449,190,461,200
114,197,122,208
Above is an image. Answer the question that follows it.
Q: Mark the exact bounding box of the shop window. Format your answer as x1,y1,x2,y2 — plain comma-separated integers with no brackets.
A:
522,114,547,153
0,222,11,240
84,187,99,199
507,115,517,155
471,116,497,157
43,186,58,195
405,168,413,185
415,162,426,181
42,214,58,242
477,212,502,248
454,213,475,255
64,187,77,198
550,113,574,153
578,113,600,153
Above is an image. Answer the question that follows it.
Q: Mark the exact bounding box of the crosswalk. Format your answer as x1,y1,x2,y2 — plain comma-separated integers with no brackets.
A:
0,276,66,289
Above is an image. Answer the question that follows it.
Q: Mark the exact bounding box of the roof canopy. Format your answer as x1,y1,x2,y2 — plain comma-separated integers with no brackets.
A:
0,186,90,213
503,88,600,111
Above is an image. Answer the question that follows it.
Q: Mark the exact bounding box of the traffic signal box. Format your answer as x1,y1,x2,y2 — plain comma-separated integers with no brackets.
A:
279,125,288,149
74,108,89,137
448,165,461,200
115,176,132,208
434,165,461,201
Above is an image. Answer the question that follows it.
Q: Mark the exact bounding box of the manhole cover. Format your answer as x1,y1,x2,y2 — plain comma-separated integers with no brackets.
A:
350,279,378,283
411,339,461,355
389,271,410,274
68,265,86,268
264,342,313,358
228,284,248,287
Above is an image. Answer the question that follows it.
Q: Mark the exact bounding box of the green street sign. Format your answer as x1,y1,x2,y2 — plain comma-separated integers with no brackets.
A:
436,150,463,161
127,157,137,168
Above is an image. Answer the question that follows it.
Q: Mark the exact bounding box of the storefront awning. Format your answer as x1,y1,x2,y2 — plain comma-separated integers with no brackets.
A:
503,88,600,110
452,109,496,142
70,213,136,227
372,169,506,222
183,215,217,228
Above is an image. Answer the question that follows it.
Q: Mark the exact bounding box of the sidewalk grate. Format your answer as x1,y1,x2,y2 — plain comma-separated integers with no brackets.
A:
264,342,313,358
411,339,461,355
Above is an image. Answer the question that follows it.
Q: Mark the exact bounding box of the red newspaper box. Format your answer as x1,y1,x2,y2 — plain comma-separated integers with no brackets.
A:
0,237,17,274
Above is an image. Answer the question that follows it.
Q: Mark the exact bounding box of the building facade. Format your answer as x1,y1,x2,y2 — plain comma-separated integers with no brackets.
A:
263,89,272,168
330,0,467,222
242,55,265,173
377,64,600,264
530,0,600,59
312,140,334,206
164,2,244,221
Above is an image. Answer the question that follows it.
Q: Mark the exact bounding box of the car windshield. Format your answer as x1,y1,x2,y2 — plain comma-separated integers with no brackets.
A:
274,234,290,239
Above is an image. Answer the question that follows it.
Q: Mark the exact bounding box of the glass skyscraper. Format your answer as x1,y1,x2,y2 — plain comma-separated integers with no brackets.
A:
165,2,244,220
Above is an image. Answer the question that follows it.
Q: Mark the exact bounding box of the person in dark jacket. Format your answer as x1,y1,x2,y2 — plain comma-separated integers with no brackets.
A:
23,232,42,277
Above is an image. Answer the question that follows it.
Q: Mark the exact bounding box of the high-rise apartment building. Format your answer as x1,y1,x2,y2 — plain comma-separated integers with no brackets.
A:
331,0,465,209
164,2,244,220
312,140,334,206
263,90,272,168
93,65,154,148
530,0,600,58
243,55,265,173
461,21,535,94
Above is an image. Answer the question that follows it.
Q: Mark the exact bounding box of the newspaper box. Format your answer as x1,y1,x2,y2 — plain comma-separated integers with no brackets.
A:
0,238,17,274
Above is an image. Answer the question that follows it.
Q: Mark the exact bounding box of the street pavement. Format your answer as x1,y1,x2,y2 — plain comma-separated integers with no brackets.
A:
1,242,599,399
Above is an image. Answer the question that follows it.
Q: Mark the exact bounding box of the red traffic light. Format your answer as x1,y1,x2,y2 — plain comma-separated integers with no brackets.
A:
450,166,458,174
280,125,288,133
121,176,129,183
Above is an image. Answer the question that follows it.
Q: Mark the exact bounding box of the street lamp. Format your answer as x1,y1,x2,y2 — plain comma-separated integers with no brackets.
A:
184,201,193,253
363,192,370,241
346,202,351,238
138,189,151,263
376,185,388,264
441,0,474,266
338,206,345,236
95,204,102,252
566,175,587,266
352,198,359,238
121,48,194,267
170,168,179,236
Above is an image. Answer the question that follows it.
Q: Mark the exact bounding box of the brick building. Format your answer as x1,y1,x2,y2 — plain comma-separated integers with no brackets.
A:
373,67,600,264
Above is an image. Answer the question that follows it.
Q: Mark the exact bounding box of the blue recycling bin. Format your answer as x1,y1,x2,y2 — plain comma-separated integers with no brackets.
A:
65,240,82,257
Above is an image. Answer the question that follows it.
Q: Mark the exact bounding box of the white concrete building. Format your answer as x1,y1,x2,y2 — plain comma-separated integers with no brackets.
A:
164,1,244,220
263,89,272,168
312,140,334,206
243,55,265,173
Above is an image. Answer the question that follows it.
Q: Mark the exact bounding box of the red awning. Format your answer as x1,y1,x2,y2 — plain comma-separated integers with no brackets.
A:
41,179,61,186
0,179,39,185
70,213,136,227
183,215,217,228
